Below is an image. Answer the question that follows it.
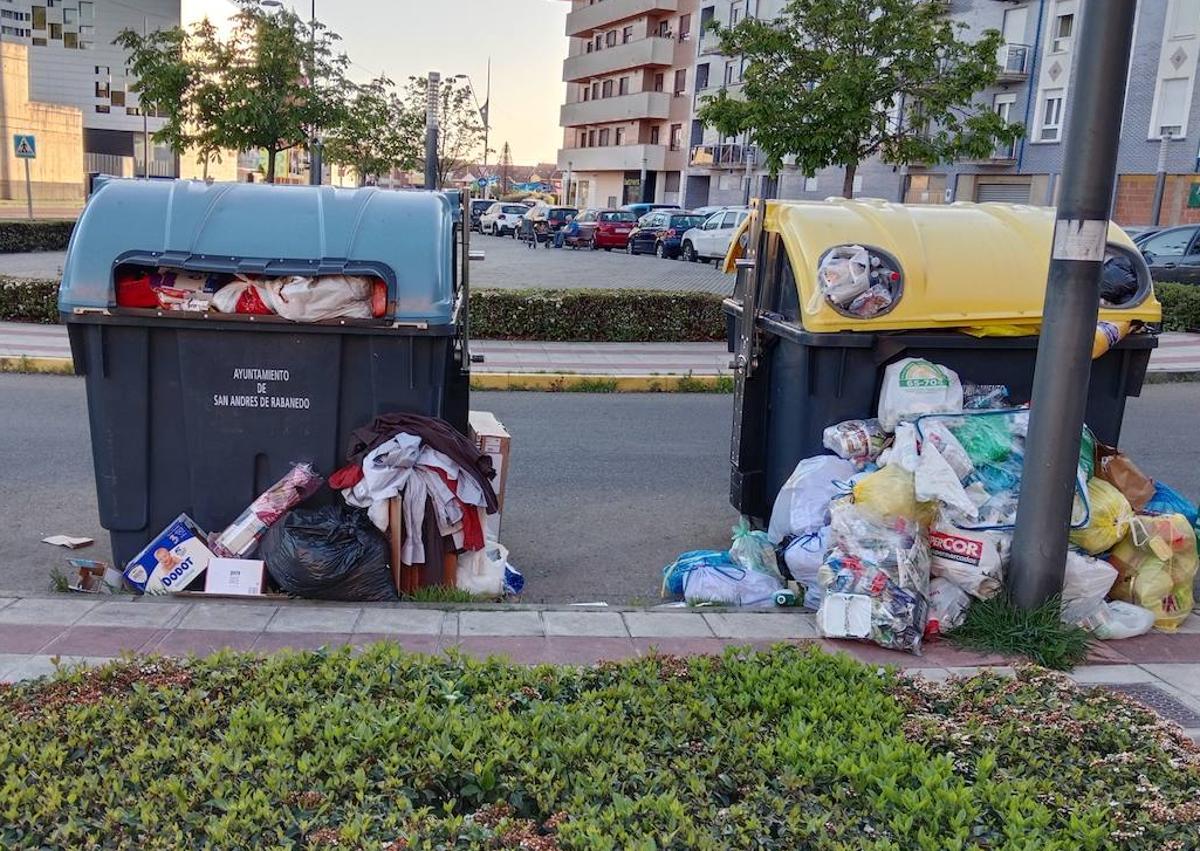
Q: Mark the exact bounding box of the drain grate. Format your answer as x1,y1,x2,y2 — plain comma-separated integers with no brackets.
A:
1099,682,1200,727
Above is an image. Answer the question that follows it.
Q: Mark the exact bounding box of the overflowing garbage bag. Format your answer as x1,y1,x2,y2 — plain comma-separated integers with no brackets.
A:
1144,481,1199,526
1101,251,1139,306
822,420,888,470
260,505,398,602
813,244,903,319
1070,478,1132,555
1108,513,1198,632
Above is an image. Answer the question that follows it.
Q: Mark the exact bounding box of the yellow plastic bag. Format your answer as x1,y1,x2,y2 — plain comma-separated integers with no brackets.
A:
1069,478,1132,555
852,465,934,525
1108,514,1198,631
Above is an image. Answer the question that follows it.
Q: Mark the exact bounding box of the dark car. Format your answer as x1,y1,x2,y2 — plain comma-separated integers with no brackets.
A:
545,206,579,232
626,211,707,258
468,198,494,232
575,208,638,250
1136,225,1200,284
621,202,682,219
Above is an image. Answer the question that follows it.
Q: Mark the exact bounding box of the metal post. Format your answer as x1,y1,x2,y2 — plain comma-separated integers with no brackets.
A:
1151,130,1173,225
482,58,490,198
742,132,753,205
640,156,648,203
1009,0,1138,610
24,158,32,220
425,72,441,190
142,16,150,178
308,0,321,185
565,161,573,207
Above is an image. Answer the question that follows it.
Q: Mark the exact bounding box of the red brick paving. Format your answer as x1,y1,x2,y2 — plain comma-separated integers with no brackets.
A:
1100,632,1200,664
40,625,166,656
151,629,263,656
0,623,65,654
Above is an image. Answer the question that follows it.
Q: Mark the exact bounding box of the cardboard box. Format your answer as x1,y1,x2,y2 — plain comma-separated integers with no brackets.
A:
124,514,213,594
469,410,511,539
203,558,267,596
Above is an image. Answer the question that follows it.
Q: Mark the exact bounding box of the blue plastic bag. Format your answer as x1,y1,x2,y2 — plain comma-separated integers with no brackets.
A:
1144,482,1199,526
662,550,732,597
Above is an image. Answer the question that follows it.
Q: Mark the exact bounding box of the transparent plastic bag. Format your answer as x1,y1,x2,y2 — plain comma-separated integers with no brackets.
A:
1069,478,1132,555
925,577,972,637
1108,513,1198,631
1143,481,1198,526
730,517,783,580
1061,550,1118,605
822,420,889,469
767,455,856,543
457,541,509,597
815,244,870,307
852,464,932,525
662,550,731,597
1062,598,1155,640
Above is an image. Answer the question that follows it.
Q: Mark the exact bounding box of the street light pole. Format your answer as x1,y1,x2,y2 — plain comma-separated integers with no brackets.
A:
307,0,322,185
1009,0,1138,610
142,16,150,178
565,160,573,207
425,71,441,190
457,64,491,198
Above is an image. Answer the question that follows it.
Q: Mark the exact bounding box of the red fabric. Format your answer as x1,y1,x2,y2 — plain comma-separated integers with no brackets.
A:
115,273,159,308
328,462,364,490
429,466,485,551
235,285,274,315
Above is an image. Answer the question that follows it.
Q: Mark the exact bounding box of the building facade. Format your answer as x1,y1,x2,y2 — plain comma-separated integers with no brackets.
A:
0,0,180,199
556,0,700,209
605,0,1200,226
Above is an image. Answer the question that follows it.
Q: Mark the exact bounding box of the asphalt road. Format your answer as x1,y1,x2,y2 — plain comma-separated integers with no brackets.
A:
1,374,1197,603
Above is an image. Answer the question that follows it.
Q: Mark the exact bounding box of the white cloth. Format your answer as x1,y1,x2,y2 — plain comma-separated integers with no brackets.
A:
343,433,421,531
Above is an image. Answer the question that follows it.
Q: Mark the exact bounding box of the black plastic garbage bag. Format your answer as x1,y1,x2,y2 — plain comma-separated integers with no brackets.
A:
260,505,398,601
1101,254,1139,305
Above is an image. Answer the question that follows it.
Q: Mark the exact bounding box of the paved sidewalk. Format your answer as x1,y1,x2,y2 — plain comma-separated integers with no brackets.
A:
1,593,1199,739
4,320,1200,377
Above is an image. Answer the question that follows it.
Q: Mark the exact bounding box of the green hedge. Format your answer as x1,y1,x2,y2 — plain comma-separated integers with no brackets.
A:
0,277,58,324
1154,282,1200,332
0,220,74,254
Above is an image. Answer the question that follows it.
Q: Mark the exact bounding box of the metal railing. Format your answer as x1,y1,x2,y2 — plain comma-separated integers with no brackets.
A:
689,143,750,167
997,43,1031,78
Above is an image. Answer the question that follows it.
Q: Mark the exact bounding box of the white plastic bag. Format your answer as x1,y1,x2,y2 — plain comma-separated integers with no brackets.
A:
916,443,979,520
917,418,974,481
1062,598,1155,640
928,519,1006,599
683,561,783,608
816,245,870,307
783,527,830,609
878,358,963,432
456,542,509,597
925,577,972,636
767,455,855,543
1061,550,1118,606
878,422,920,472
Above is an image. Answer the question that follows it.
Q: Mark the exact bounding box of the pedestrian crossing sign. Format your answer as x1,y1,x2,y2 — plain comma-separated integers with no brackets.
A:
13,135,36,159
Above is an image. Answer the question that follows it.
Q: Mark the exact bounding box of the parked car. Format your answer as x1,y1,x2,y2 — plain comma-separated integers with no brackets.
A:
690,205,732,218
479,202,530,236
1124,225,1162,244
1137,225,1200,284
627,210,708,258
468,198,494,232
621,202,682,219
575,208,639,250
680,207,750,263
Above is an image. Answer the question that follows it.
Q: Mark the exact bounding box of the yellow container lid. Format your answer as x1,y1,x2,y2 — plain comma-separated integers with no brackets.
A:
735,198,1161,333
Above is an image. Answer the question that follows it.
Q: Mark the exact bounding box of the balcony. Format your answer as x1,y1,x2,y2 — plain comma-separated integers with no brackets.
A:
565,0,678,36
563,35,676,81
989,138,1018,163
689,143,751,168
560,91,671,126
996,43,1031,82
697,30,723,56
557,143,668,172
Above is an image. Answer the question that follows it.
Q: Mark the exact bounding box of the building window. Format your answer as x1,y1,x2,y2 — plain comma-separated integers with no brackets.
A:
695,63,709,90
605,30,616,47
653,73,664,92
1168,0,1199,38
63,7,76,23
650,126,661,145
586,41,593,53
94,81,109,97
32,36,47,45
601,79,613,97
599,128,611,146
725,61,736,85
1039,89,1064,141
49,22,61,38
581,85,589,101
669,123,682,151
622,25,632,43
94,105,110,113
32,6,45,29
63,31,77,48
126,107,142,116
731,0,743,25
679,14,691,41
615,127,625,145
79,1,93,24
1052,13,1073,52
579,130,587,147
111,90,126,107
618,76,629,95
588,129,596,146
673,69,686,94
592,81,599,99
594,34,602,51
1153,77,1189,138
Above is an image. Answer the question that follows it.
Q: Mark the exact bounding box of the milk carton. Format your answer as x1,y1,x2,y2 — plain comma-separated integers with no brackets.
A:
124,514,213,594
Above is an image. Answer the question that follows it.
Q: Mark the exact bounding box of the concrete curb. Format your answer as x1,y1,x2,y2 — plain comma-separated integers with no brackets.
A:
0,355,73,375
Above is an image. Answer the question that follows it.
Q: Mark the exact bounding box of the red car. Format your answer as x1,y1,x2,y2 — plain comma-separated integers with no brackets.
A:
575,208,639,250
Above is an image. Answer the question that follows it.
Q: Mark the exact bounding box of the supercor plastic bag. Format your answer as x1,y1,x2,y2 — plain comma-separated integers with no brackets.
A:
1061,550,1118,605
822,419,889,469
1069,478,1133,555
1108,513,1198,631
877,358,963,431
260,505,398,601
928,519,1006,599
767,455,856,543
682,560,783,608
925,577,972,637
731,517,783,580
816,244,870,307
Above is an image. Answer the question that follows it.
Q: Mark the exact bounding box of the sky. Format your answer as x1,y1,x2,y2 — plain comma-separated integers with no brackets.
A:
185,0,570,165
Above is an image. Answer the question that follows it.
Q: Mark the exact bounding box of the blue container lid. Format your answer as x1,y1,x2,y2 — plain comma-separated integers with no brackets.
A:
59,178,456,325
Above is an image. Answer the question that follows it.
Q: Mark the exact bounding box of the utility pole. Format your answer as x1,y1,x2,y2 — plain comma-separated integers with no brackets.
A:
1009,0,1138,610
640,155,648,203
308,0,322,185
425,72,441,190
142,16,150,178
482,59,490,198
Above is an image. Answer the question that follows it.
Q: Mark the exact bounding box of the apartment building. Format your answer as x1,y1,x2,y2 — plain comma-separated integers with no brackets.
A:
556,0,700,209
675,0,1200,226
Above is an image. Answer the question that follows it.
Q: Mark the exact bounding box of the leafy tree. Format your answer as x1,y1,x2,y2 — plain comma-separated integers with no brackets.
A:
697,0,1024,197
113,26,192,158
403,76,485,189
323,76,422,186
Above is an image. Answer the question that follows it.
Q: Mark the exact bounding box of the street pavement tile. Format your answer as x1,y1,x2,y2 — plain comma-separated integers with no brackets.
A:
534,637,640,665
1103,632,1200,663
918,643,1013,668
351,633,442,656
818,639,943,667
703,612,818,640
1173,614,1200,633
151,629,263,657
0,623,65,654
176,602,278,632
1069,664,1158,685
1084,641,1134,665
41,625,166,656
76,601,185,628
0,596,101,625
0,597,16,611
353,608,447,636
252,631,358,653
447,637,552,664
623,612,715,638
0,655,111,682
263,606,361,633
458,610,544,637
1141,664,1200,699
632,637,731,657
0,653,30,680
542,610,628,637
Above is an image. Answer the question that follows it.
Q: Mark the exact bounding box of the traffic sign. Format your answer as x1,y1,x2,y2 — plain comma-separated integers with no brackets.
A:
13,134,36,159
477,178,487,188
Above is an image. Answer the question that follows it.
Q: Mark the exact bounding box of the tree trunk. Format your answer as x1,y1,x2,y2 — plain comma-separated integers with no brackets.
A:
842,163,857,199
266,146,277,184
202,153,209,181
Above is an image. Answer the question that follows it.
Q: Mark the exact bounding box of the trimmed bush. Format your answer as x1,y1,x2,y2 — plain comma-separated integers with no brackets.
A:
0,220,74,254
0,277,58,324
0,646,1197,849
471,288,726,342
1155,282,1200,332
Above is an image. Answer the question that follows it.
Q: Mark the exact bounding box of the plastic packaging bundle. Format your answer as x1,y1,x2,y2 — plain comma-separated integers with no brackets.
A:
822,420,889,469
962,383,1011,410
1061,598,1155,640
213,463,324,558
847,284,894,318
1108,513,1198,631
767,455,856,543
816,244,870,307
1069,478,1132,555
877,358,963,431
925,577,972,637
